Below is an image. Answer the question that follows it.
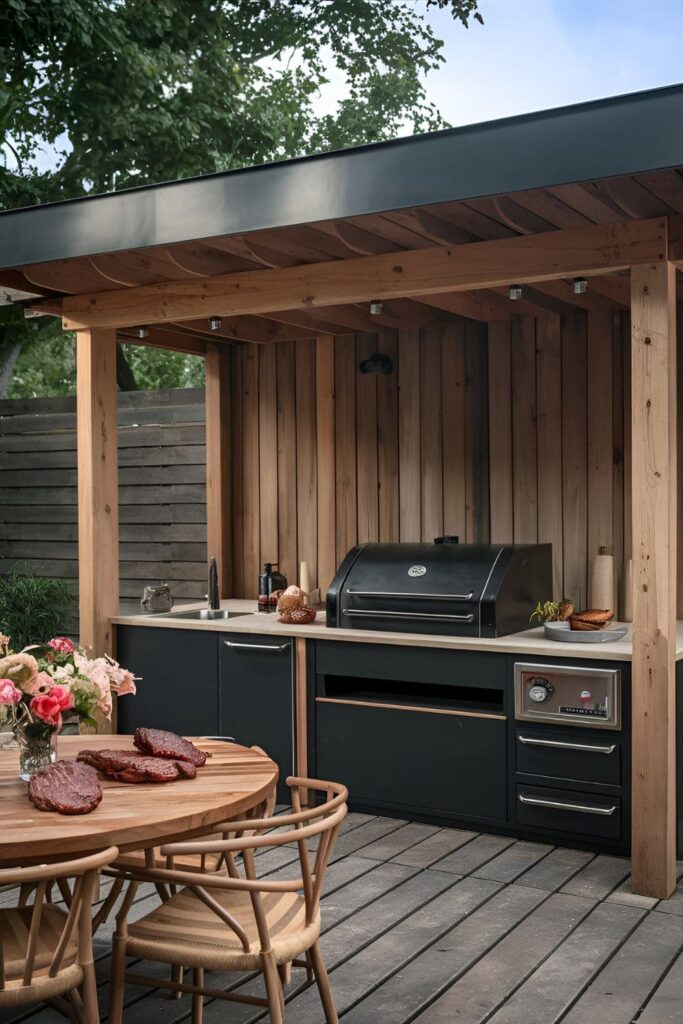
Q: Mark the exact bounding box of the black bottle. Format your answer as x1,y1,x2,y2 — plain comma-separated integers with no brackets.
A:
258,562,288,612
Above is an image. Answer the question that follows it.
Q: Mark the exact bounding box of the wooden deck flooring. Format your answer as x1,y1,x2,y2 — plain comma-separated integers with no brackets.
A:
3,812,683,1023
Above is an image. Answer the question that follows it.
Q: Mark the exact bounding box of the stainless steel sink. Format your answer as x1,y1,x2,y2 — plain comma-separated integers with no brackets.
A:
155,608,251,621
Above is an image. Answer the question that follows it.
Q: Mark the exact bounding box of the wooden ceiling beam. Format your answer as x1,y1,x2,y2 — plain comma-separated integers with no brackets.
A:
491,285,577,318
546,183,626,224
532,278,622,312
175,315,317,344
263,308,367,336
501,189,593,229
57,217,668,331
117,325,208,355
636,170,683,214
320,219,399,256
0,268,55,297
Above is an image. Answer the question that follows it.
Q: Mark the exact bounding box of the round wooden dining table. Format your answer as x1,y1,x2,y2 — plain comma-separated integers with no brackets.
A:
0,735,278,867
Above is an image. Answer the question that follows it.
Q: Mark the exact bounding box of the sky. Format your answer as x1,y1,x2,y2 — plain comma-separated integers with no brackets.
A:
22,0,683,175
423,0,683,127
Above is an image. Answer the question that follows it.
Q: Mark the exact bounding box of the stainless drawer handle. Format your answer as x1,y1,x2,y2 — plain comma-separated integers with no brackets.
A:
345,609,474,623
346,590,474,602
223,641,290,652
518,793,617,816
518,736,616,755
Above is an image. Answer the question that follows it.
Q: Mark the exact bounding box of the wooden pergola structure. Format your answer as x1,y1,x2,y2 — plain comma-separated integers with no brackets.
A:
2,83,683,897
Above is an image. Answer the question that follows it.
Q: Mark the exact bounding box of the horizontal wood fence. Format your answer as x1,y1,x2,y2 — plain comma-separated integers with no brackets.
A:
0,389,206,635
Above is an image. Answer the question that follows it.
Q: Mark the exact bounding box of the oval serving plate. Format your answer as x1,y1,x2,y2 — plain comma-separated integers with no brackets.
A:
543,621,629,644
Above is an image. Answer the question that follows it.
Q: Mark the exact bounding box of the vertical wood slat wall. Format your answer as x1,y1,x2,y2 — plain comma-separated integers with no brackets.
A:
229,311,631,612
488,312,628,614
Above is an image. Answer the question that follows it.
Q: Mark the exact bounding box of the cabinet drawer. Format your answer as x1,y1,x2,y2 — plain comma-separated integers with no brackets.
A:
315,641,505,691
316,700,507,824
516,728,622,786
515,784,622,842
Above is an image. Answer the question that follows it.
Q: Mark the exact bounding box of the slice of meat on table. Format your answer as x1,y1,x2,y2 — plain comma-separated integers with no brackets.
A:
133,728,209,766
77,749,197,784
28,760,103,815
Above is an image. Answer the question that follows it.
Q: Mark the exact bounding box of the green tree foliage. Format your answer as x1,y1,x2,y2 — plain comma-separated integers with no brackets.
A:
0,0,482,395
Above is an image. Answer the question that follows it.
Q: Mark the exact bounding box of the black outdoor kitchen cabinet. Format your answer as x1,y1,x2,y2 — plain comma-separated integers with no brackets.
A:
219,634,295,802
116,626,220,735
312,640,509,825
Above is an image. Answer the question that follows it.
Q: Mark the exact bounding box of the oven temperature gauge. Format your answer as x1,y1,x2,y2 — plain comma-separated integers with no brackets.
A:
527,677,553,703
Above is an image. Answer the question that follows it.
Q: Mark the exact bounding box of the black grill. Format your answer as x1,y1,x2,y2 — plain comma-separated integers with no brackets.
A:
326,542,552,637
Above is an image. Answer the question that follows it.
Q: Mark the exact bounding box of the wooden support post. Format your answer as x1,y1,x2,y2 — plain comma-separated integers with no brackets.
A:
295,637,308,783
631,261,677,898
77,328,119,656
205,343,232,598
315,336,336,596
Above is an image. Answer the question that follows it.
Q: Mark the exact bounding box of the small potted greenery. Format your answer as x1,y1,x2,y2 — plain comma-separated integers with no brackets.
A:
0,569,73,650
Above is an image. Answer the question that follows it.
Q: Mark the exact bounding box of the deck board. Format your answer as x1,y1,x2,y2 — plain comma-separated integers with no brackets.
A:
486,901,645,1024
410,892,595,1023
559,854,632,900
5,816,683,1024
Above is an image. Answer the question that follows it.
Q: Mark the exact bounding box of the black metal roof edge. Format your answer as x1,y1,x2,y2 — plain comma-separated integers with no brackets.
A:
1,81,683,271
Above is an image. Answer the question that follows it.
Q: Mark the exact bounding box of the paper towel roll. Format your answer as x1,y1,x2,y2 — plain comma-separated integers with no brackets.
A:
299,561,311,600
589,547,614,611
623,559,633,622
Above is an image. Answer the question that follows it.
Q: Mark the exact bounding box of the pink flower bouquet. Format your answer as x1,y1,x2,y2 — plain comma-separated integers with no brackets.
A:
0,632,138,779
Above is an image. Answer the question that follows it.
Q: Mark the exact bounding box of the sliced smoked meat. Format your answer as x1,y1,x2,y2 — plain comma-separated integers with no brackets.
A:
77,748,197,784
28,760,103,815
133,728,208,767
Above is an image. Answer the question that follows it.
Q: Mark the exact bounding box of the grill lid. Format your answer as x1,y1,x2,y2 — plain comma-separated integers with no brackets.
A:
326,542,552,637
341,543,501,604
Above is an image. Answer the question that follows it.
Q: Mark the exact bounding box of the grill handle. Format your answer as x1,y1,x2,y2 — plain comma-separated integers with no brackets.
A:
345,609,474,623
518,736,616,755
345,589,474,602
518,793,617,816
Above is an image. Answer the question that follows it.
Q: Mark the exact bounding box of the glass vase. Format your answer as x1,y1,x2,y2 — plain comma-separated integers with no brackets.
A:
15,721,58,782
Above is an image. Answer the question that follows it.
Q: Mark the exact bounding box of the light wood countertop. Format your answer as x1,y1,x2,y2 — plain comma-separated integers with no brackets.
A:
112,601,683,662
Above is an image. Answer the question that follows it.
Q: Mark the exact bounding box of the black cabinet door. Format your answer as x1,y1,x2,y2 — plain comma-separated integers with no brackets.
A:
219,635,294,801
116,626,219,736
315,701,507,824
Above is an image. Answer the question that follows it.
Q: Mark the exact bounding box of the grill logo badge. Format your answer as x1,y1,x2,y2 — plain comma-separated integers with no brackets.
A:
408,564,427,577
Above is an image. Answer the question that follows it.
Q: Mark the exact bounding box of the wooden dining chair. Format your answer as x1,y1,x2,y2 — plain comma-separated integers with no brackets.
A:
94,743,277,933
0,845,118,1022
107,776,348,1024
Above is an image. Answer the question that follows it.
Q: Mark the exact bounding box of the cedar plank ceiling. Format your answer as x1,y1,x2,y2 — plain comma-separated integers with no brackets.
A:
4,169,683,348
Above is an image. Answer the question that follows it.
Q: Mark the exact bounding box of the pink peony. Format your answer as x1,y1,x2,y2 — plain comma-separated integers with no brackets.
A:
30,692,64,728
0,678,21,705
47,637,75,655
47,685,74,712
22,671,54,697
